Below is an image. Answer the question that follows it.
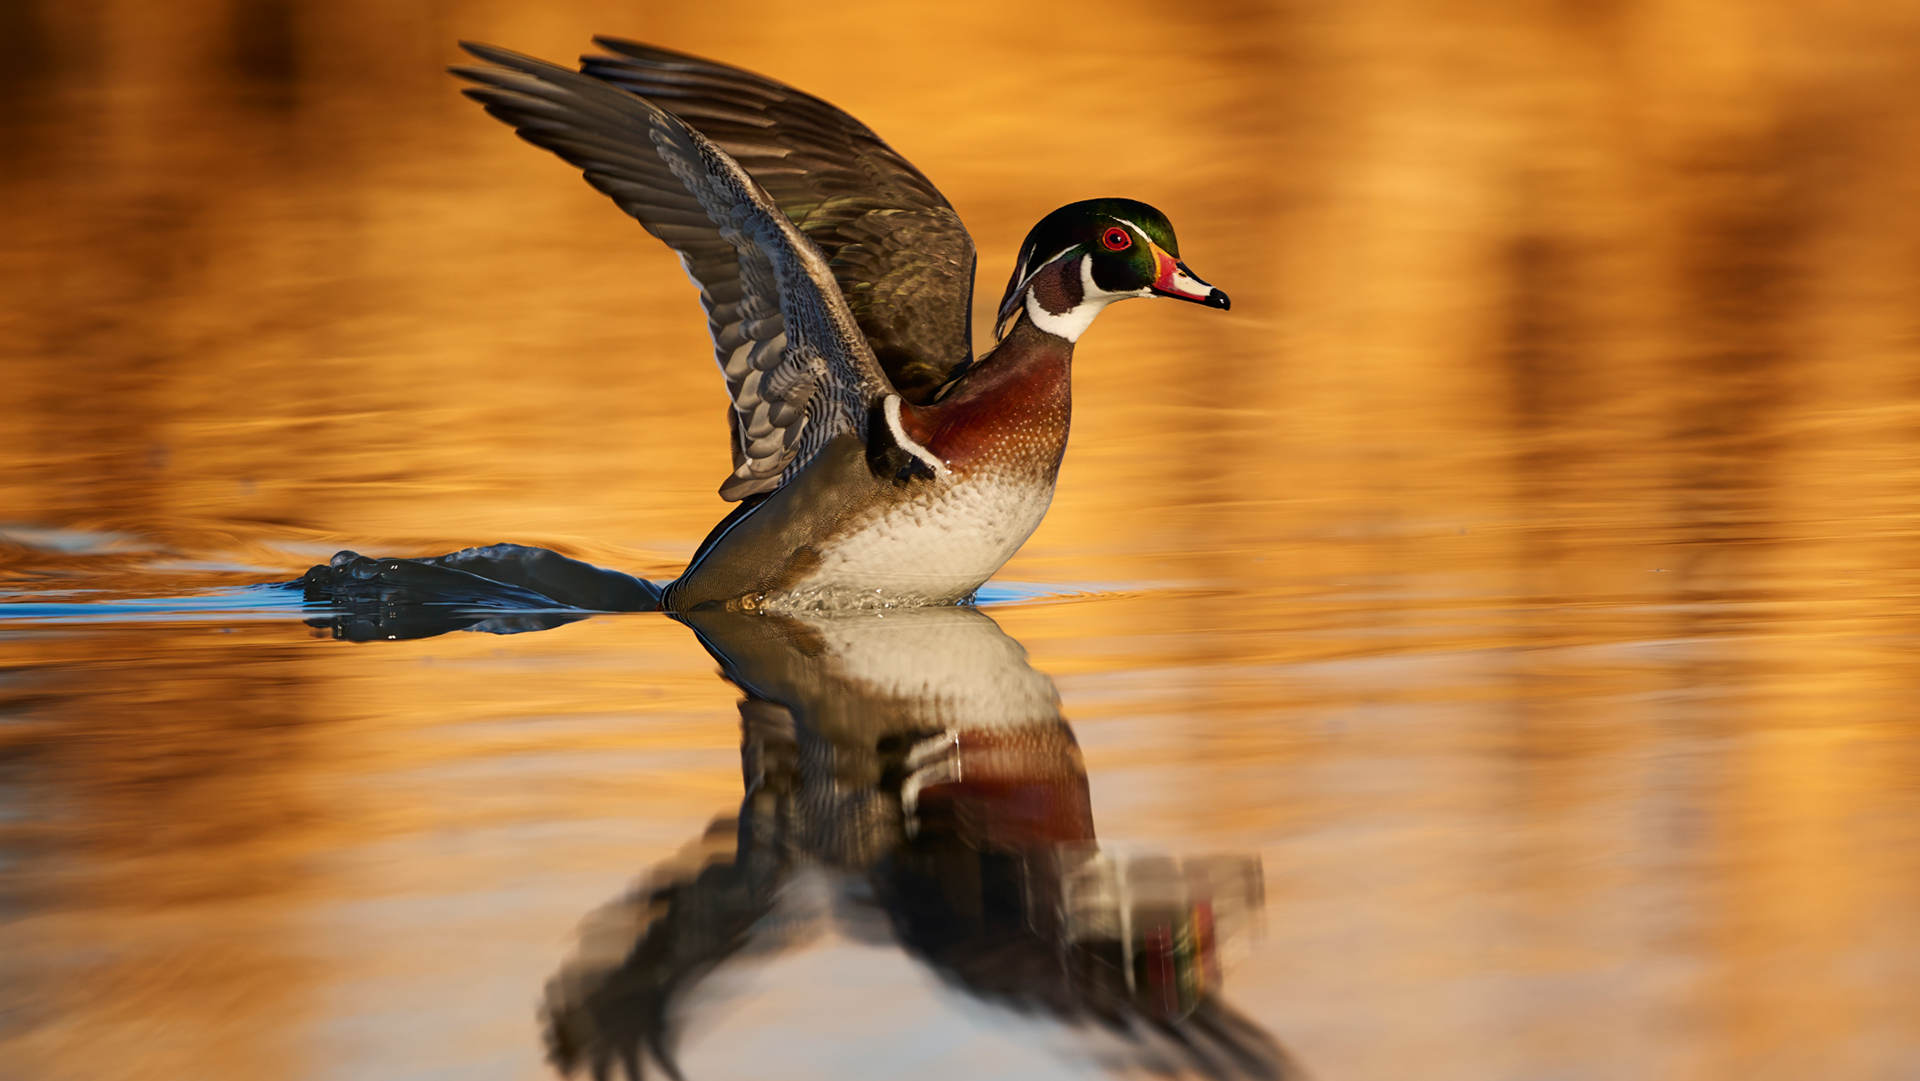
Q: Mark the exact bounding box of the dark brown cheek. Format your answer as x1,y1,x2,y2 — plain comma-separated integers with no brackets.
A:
1029,259,1083,315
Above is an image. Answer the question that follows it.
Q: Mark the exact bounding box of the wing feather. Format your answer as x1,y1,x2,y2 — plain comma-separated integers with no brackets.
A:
453,43,894,500
580,38,977,402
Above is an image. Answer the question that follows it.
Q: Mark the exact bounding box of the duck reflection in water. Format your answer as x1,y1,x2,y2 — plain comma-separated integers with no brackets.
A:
537,606,1292,1080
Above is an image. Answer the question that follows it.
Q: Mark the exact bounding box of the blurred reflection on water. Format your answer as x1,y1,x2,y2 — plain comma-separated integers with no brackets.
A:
3,0,1920,1079
542,607,1282,1079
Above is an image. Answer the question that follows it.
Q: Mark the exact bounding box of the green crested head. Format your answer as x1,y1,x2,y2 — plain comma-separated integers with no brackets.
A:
994,198,1229,341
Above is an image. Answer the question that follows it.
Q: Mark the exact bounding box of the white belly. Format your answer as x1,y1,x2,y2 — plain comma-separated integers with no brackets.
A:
767,471,1054,610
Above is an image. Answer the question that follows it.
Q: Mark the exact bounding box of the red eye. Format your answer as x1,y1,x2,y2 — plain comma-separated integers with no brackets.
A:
1100,226,1132,252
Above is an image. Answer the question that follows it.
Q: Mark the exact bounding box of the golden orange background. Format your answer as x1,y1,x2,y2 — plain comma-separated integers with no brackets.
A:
2,1,1918,1078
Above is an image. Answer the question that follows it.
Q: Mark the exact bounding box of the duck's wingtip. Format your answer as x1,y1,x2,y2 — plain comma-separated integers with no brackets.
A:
590,35,686,62
454,40,542,70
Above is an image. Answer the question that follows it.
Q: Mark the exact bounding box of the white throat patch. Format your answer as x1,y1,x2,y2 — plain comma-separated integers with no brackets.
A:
1023,255,1148,343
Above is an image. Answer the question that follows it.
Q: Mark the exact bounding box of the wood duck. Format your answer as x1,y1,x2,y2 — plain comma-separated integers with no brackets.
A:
444,39,1231,612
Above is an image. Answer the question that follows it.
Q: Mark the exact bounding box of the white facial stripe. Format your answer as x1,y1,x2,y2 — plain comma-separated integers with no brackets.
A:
884,394,949,476
1011,244,1080,301
1112,217,1155,249
998,243,1083,338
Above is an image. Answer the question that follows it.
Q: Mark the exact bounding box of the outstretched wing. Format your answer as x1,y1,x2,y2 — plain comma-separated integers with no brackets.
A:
453,43,894,501
581,38,978,403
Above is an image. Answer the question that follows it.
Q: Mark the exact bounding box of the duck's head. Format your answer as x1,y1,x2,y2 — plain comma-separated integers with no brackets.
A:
994,198,1230,343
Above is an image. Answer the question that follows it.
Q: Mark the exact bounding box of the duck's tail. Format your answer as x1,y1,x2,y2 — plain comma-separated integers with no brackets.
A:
285,544,661,641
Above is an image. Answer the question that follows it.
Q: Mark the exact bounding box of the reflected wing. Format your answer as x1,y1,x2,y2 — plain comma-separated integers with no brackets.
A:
453,43,894,501
543,814,774,1081
581,38,978,402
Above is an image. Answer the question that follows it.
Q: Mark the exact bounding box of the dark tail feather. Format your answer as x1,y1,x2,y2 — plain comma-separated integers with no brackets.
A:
281,544,661,641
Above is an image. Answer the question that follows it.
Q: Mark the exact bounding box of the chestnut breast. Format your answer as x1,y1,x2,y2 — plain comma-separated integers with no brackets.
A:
899,322,1074,482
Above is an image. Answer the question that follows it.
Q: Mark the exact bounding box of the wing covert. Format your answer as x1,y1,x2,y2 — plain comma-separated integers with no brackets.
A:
580,38,978,403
